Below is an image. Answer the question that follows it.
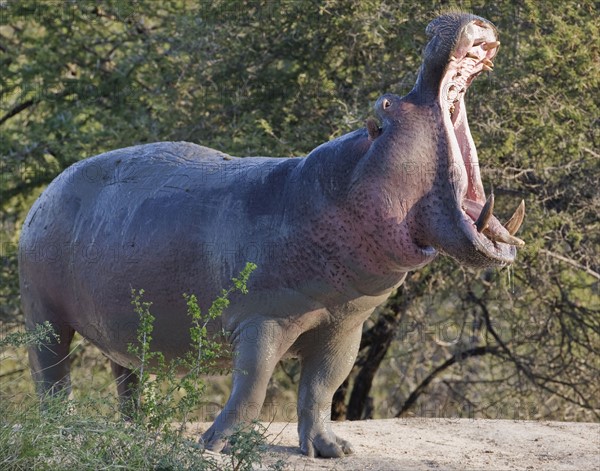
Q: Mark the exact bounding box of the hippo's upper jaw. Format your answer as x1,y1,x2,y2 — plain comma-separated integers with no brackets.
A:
411,14,525,268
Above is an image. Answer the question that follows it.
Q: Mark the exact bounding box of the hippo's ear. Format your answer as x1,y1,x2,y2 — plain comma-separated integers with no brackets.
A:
365,118,382,141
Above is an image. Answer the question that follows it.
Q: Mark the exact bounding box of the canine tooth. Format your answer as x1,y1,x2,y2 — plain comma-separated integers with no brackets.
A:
475,193,494,233
482,41,501,51
504,200,525,235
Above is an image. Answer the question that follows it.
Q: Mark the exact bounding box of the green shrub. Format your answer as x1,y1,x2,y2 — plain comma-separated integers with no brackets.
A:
0,262,286,470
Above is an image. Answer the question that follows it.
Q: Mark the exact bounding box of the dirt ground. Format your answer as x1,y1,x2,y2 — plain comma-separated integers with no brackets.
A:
192,418,599,470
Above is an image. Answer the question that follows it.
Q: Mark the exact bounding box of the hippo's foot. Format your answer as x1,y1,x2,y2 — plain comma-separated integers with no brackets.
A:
201,427,228,453
201,422,254,454
300,428,354,458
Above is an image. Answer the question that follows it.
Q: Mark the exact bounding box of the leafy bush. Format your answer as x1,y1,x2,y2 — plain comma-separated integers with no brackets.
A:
0,263,285,470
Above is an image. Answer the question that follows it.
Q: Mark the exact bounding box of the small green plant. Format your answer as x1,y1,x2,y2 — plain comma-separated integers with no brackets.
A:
228,421,287,471
126,262,285,469
1,262,287,470
0,321,58,349
127,262,256,436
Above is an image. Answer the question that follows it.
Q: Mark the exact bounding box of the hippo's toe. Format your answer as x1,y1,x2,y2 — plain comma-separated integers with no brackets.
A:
301,430,354,458
201,428,227,453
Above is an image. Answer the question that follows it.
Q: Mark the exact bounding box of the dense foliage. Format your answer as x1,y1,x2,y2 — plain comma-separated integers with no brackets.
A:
1,1,598,421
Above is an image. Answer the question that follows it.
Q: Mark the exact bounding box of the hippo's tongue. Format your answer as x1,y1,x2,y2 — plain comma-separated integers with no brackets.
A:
443,34,500,206
463,197,525,246
439,25,526,250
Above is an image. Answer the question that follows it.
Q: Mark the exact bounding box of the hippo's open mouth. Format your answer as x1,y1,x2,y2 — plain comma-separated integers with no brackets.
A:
438,19,525,266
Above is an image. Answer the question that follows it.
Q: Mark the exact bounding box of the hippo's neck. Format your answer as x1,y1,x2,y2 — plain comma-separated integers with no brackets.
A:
277,127,436,298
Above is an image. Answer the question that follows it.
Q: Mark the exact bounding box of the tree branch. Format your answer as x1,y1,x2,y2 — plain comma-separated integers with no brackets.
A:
472,290,600,420
539,249,600,281
0,99,37,126
395,346,499,417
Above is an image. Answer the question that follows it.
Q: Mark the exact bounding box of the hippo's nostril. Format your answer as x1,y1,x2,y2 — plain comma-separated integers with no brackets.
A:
383,99,391,109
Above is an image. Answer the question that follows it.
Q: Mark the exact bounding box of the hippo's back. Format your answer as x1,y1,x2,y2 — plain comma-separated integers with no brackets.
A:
20,142,236,282
18,142,300,360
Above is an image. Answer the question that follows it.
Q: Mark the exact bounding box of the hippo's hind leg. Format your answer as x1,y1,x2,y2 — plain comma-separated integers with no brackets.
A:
27,318,75,403
110,361,139,419
296,322,363,458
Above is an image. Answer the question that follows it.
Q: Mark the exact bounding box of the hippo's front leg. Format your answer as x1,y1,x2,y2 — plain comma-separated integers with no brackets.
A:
297,322,363,458
202,319,297,452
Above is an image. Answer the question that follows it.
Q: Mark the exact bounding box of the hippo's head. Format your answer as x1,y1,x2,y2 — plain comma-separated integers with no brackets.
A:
355,13,524,270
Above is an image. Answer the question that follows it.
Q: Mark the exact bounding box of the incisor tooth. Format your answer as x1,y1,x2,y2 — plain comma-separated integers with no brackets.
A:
484,229,525,247
483,58,494,68
504,200,525,235
466,52,479,59
475,193,494,233
482,41,500,51
482,64,493,71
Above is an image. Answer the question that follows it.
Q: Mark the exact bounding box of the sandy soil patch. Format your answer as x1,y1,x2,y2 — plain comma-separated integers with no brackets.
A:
190,418,599,470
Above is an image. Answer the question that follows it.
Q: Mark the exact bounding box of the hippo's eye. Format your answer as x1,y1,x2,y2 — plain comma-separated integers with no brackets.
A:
382,99,391,109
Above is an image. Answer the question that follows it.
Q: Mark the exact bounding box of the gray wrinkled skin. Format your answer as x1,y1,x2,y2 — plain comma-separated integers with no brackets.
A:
20,13,518,458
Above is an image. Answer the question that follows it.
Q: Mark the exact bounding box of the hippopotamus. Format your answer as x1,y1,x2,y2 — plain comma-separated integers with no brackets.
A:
19,13,524,457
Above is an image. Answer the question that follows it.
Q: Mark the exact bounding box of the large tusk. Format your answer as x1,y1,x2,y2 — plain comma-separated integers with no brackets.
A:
484,229,525,247
482,41,500,51
475,193,494,233
504,200,525,235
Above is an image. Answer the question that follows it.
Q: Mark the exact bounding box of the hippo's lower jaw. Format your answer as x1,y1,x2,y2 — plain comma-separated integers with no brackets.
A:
432,19,525,268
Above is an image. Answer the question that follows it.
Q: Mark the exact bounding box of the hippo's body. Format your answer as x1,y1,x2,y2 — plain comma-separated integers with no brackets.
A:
20,13,524,457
